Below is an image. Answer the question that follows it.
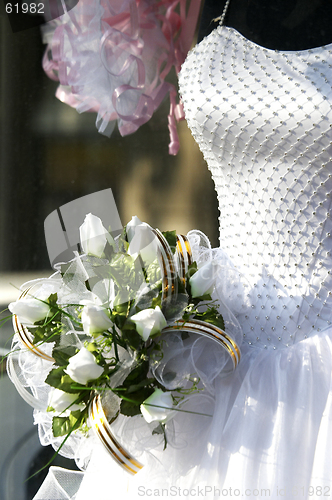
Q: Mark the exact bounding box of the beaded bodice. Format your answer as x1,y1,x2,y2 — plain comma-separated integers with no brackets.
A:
179,26,332,350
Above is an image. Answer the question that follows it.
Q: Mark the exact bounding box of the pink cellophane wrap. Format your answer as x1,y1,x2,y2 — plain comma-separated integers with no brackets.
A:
42,0,201,154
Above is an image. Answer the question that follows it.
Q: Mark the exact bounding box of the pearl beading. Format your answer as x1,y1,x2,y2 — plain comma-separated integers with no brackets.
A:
179,26,332,350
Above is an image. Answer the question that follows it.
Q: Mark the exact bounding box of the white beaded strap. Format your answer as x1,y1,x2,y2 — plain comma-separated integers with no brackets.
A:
213,0,231,26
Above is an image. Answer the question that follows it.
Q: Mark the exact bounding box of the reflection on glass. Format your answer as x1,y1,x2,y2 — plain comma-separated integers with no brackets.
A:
0,7,218,499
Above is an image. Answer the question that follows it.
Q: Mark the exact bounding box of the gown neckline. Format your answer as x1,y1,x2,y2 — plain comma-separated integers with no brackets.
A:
205,24,332,56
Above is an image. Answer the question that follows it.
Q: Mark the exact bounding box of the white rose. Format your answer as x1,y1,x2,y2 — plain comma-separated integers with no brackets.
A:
140,389,174,423
82,304,112,335
189,261,219,298
127,218,159,264
126,216,143,243
79,213,115,258
48,388,84,412
9,297,50,325
130,306,167,341
65,347,104,385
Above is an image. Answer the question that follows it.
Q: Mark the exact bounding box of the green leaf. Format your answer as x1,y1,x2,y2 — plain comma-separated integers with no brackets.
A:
51,349,72,367
145,260,162,287
186,262,198,279
30,304,63,347
151,294,162,309
162,231,177,253
112,314,127,332
45,366,65,388
121,359,150,387
112,298,134,330
30,322,61,345
115,359,154,416
48,293,58,306
121,329,142,350
52,409,87,437
120,399,141,417
126,378,154,394
162,292,188,321
192,293,213,302
52,416,71,437
103,240,115,260
108,253,144,291
118,227,129,251
45,367,86,393
85,342,98,353
194,308,225,331
177,277,186,295
27,409,85,480
69,409,86,426
119,387,154,416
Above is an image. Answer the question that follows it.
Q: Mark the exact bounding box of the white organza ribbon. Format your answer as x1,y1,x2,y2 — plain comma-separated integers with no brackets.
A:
32,467,84,500
6,355,48,410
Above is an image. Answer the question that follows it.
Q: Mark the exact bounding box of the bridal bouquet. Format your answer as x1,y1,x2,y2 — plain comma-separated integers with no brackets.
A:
7,214,233,470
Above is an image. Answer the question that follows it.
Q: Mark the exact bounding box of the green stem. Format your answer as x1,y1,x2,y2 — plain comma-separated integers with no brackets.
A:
143,403,213,418
25,415,83,481
112,328,119,362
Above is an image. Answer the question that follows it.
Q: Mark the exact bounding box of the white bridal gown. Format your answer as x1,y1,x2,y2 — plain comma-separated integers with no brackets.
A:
33,23,332,500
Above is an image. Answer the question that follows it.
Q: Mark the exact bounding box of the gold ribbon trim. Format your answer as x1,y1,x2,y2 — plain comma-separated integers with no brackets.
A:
13,315,55,363
162,319,241,372
89,394,144,475
151,228,178,305
176,234,193,284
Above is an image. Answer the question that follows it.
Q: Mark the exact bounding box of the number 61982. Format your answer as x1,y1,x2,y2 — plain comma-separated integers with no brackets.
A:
6,3,45,14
